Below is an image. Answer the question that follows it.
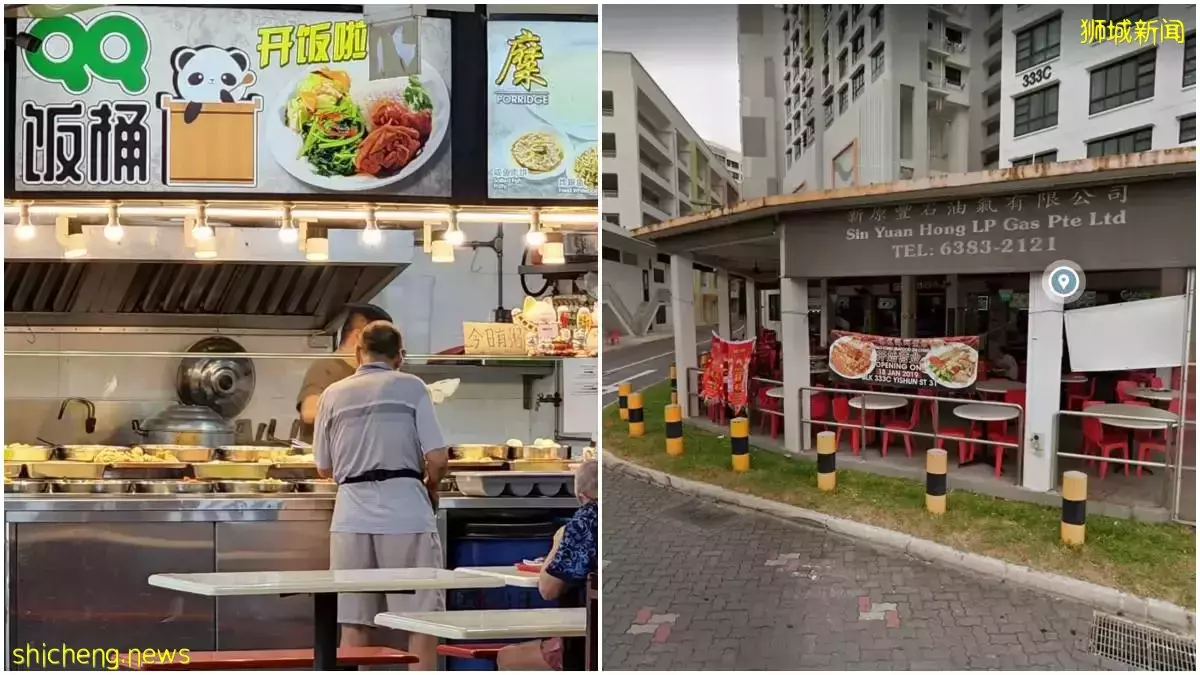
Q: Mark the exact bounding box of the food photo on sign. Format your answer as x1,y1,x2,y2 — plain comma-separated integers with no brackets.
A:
13,6,452,195
487,18,597,200
829,331,982,390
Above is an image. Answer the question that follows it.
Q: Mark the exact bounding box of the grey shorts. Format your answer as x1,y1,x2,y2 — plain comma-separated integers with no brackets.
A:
330,531,447,627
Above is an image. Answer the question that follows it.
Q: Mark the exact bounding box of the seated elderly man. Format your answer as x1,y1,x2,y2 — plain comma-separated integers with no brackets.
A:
496,458,598,671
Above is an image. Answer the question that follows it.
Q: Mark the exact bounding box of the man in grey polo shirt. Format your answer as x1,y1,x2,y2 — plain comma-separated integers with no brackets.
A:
313,321,449,669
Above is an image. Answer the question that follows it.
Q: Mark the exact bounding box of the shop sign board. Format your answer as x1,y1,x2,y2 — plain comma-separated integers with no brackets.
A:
487,19,597,200
782,178,1196,278
829,331,982,390
463,322,527,356
12,6,452,196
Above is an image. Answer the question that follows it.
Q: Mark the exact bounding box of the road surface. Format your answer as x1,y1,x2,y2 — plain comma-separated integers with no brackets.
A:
601,469,1123,671
601,328,712,406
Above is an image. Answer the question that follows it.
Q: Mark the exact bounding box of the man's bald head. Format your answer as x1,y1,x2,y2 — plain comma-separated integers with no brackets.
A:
356,321,405,368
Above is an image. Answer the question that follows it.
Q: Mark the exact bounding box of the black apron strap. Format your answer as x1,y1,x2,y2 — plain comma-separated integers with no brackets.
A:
341,468,423,485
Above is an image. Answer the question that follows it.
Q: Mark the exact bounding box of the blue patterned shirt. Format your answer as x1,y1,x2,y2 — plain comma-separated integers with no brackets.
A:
545,501,597,584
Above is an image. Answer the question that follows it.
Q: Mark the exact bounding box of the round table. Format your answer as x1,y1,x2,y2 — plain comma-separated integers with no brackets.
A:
953,403,1021,469
766,387,785,399
1088,403,1179,475
975,379,1025,395
1061,374,1088,384
1127,388,1180,406
848,395,907,411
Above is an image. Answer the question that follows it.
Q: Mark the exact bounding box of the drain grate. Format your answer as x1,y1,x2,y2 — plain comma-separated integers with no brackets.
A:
1088,612,1196,671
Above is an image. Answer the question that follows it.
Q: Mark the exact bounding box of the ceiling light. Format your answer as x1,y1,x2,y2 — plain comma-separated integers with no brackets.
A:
362,208,382,246
278,206,298,244
194,236,218,259
15,203,35,241
457,211,532,223
192,204,213,240
541,241,566,265
305,234,330,262
525,210,547,247
443,211,464,247
103,203,124,242
430,239,455,263
63,221,87,258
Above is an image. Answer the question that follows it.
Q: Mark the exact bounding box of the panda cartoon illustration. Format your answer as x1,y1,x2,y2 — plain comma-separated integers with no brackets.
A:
169,45,258,123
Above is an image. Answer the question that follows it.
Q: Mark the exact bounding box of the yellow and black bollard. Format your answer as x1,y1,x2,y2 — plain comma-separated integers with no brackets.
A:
925,449,948,514
618,382,632,421
816,430,836,491
731,417,750,472
628,392,645,438
1061,470,1087,546
665,404,684,456
669,364,678,405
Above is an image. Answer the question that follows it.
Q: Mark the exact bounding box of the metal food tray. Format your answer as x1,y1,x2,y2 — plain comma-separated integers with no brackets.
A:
59,445,131,462
191,462,271,480
4,445,53,462
27,461,107,479
294,480,338,494
50,479,131,494
5,463,23,479
5,479,47,494
132,480,213,494
134,445,215,462
213,480,295,494
454,471,575,498
219,446,293,463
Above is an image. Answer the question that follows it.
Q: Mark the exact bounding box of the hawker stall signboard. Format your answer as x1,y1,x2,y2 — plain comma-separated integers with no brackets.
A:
487,19,598,200
828,331,982,390
12,6,452,196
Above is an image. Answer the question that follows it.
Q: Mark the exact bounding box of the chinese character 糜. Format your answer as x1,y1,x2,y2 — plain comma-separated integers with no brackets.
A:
495,28,548,91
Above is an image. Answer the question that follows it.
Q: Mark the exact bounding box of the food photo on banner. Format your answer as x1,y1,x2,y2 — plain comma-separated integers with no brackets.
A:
12,5,452,196
487,17,597,201
828,331,983,390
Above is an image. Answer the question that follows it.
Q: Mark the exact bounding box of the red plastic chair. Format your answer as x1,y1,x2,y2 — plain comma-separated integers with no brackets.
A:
881,402,920,458
936,427,981,464
984,390,1026,477
1115,380,1139,404
832,396,864,455
1066,376,1096,411
1082,402,1131,479
809,391,830,435
1136,398,1183,476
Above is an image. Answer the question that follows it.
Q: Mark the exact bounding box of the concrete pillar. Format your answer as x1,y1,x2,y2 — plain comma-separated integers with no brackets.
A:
900,275,916,337
745,278,758,341
1023,271,1064,492
781,277,812,454
670,254,699,415
1159,269,1188,382
946,274,960,335
717,269,732,339
819,279,830,346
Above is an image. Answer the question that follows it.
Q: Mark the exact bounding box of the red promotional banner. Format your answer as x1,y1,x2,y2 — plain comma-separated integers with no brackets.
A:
702,335,727,404
725,337,756,415
828,331,982,389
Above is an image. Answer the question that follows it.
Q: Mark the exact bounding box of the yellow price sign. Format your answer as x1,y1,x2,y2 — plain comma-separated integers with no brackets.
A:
462,322,528,356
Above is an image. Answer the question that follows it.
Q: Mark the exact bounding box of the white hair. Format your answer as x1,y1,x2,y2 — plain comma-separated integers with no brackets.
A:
574,457,598,502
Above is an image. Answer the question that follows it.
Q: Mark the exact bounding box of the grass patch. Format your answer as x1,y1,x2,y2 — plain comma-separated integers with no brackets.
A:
605,382,1196,608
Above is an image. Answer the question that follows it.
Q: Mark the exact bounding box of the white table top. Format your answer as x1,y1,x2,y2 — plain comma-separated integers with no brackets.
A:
1061,374,1089,384
1128,388,1180,402
375,608,586,640
148,568,505,597
954,403,1020,422
1089,404,1179,430
975,379,1025,393
848,394,908,411
766,387,785,399
454,566,540,588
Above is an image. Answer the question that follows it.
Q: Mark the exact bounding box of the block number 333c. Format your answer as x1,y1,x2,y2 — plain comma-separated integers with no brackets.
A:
1021,64,1052,88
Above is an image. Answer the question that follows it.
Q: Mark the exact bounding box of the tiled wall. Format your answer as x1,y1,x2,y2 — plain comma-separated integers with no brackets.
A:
4,331,558,447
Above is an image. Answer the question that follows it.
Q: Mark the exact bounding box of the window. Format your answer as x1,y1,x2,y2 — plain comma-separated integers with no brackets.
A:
1092,5,1158,23
1010,151,1057,167
851,30,864,61
870,6,883,35
871,44,885,80
621,251,638,266
987,28,1002,47
838,50,848,79
945,27,963,45
653,267,665,284
603,213,620,227
987,58,1002,77
767,294,781,322
986,90,1001,107
838,13,848,41
602,173,618,196
1010,156,1033,167
822,33,829,60
945,66,962,86
1089,48,1156,114
601,132,616,157
656,253,671,265
1014,14,1061,72
838,84,849,113
1013,84,1059,136
824,96,835,125
601,246,621,262
1185,34,1195,87
1181,114,1196,143
852,4,863,22
602,90,613,115
1086,126,1153,158
982,147,1000,167
852,68,865,99
655,305,667,325
985,119,1000,137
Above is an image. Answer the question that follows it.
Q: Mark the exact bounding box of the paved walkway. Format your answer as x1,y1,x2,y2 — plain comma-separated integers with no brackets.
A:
602,469,1123,670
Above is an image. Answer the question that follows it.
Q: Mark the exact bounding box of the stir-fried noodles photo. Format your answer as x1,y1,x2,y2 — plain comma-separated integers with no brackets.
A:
830,336,876,379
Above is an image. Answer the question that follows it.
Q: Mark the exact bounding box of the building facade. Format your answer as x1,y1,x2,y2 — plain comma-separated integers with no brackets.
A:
706,140,744,184
999,4,1196,167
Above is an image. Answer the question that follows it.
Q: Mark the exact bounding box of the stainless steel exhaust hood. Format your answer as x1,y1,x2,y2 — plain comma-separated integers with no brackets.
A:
4,223,414,331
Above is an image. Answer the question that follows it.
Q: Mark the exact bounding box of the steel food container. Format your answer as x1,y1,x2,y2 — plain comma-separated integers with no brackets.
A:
214,480,295,494
50,479,131,494
5,463,23,479
294,480,338,494
134,445,215,463
27,461,107,479
4,445,53,462
4,479,46,494
132,480,213,494
132,404,236,448
514,444,563,460
219,446,292,463
60,445,129,462
508,459,571,472
192,461,271,480
451,444,508,461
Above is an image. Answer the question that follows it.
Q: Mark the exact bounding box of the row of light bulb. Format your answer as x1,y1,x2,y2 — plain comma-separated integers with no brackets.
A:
11,203,570,264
